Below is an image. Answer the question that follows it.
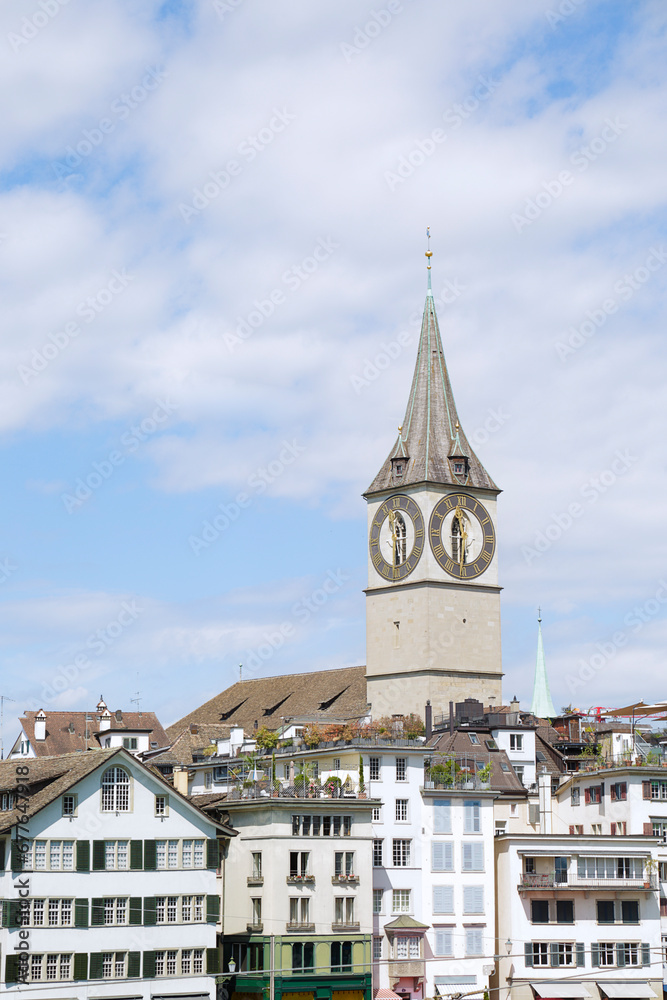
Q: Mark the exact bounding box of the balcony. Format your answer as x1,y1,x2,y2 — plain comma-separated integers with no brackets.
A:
246,921,263,933
388,961,425,979
247,876,264,886
286,874,315,885
519,872,658,891
332,874,360,885
286,922,315,933
332,922,360,932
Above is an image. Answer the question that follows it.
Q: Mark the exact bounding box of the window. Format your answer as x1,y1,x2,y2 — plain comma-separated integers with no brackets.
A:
556,900,574,924
612,822,627,836
122,737,138,750
290,897,311,925
373,937,382,961
587,785,602,804
292,942,314,973
392,889,411,913
395,936,420,959
101,767,130,811
463,800,481,833
463,886,484,914
204,772,212,789
251,898,262,925
252,852,262,877
469,733,480,745
531,943,549,966
622,900,639,924
290,851,310,877
395,799,408,822
598,943,616,966
619,943,639,966
652,821,667,843
553,943,574,966
531,900,549,923
514,765,525,785
510,802,518,817
333,758,341,770
373,839,383,866
335,851,354,876
571,787,580,805
105,840,129,870
611,782,627,801
434,929,453,956
373,889,383,914
432,841,453,872
28,840,74,871
334,897,355,925
509,734,523,751
462,842,484,871
396,757,407,781
433,886,454,914
393,839,411,866
433,798,452,834
331,941,352,973
369,757,380,780
62,795,76,816
597,900,615,923
155,795,168,815
291,815,351,837
372,806,381,822
29,954,73,982
650,780,667,799
465,927,483,956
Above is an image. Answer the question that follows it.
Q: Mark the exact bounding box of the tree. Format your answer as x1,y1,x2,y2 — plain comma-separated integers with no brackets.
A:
255,726,279,750
359,755,365,792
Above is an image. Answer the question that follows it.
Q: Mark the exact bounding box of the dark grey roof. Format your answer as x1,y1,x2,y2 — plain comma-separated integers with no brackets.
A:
366,289,498,495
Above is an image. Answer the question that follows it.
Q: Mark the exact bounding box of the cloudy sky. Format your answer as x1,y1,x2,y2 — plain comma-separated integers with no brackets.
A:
1,0,666,742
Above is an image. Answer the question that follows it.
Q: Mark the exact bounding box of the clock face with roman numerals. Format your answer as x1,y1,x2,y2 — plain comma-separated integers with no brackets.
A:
429,493,495,580
369,494,425,582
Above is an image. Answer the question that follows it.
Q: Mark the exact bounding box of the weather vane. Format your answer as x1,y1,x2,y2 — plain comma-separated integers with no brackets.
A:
425,227,432,266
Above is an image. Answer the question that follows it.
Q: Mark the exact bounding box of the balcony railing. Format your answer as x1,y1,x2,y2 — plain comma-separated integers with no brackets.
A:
332,874,359,884
389,960,425,979
226,781,366,801
246,921,263,933
332,921,360,932
247,876,263,886
519,872,658,891
286,922,315,933
286,874,315,884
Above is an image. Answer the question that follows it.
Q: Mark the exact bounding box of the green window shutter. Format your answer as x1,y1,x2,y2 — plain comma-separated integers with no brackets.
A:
74,899,89,928
129,897,143,925
1,900,10,928
591,944,599,967
576,943,585,967
92,840,105,871
91,898,104,926
76,840,90,872
10,840,23,872
207,839,219,870
5,955,18,983
641,943,651,967
130,840,143,870
207,948,220,974
128,952,141,978
206,894,220,923
89,953,103,979
0,838,6,869
10,900,21,928
550,943,559,967
616,944,626,967
143,897,156,926
143,952,156,979
524,943,533,967
73,954,88,981
143,840,156,871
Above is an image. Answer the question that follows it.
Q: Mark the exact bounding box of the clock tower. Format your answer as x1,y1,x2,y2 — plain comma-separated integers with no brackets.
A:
364,243,503,720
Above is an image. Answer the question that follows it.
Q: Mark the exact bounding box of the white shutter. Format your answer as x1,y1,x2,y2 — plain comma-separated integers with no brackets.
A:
462,842,484,871
463,885,484,913
463,801,481,833
433,886,454,913
465,927,483,955
432,841,453,871
434,929,452,956
434,799,452,834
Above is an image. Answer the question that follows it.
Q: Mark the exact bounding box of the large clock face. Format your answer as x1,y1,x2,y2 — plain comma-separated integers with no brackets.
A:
369,495,425,581
429,493,495,580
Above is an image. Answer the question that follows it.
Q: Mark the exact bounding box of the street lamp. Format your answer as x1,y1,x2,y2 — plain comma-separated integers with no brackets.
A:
228,959,237,973
505,939,512,956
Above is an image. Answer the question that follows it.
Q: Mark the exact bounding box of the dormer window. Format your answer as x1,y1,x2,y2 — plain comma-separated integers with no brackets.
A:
449,455,469,478
391,457,407,479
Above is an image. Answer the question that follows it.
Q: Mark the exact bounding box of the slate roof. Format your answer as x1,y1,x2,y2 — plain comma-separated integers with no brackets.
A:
16,709,168,757
427,729,526,793
366,286,498,495
167,665,369,737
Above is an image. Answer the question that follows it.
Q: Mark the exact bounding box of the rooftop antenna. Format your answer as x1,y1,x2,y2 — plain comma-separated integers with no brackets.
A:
130,691,142,717
0,695,16,760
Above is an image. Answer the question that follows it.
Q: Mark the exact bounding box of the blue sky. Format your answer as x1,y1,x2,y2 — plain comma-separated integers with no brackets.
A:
1,0,666,742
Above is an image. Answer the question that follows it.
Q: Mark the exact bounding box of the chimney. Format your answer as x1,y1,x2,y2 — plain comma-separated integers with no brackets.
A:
34,710,47,742
190,724,199,735
115,709,123,723
425,701,432,741
449,701,454,735
510,694,520,713
173,766,190,796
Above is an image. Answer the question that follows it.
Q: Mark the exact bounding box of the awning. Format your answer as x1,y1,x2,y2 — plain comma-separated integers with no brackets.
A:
375,991,403,1000
533,985,592,998
598,984,658,999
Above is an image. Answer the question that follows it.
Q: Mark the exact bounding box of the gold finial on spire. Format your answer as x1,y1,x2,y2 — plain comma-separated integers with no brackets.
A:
398,425,403,436
425,226,433,266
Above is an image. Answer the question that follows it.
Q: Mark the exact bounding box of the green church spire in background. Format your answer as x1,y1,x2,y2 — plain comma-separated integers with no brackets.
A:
531,609,556,719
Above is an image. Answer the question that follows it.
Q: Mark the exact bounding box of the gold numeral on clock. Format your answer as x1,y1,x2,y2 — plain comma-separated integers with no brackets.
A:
445,559,455,574
372,552,383,568
433,543,444,558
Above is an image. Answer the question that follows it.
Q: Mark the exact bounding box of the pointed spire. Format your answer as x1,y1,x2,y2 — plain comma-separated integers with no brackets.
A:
366,235,498,494
426,226,433,295
530,610,556,719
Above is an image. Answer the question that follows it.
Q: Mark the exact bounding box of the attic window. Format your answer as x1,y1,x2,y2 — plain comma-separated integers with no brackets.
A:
319,687,348,712
263,694,292,717
536,751,547,762
485,739,498,751
391,457,408,479
469,734,480,745
219,700,248,721
499,762,510,772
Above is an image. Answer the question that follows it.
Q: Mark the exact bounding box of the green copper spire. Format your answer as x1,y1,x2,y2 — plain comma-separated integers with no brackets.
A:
530,610,556,719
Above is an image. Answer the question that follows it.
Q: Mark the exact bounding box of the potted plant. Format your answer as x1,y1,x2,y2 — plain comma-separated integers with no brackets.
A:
478,763,492,788
326,775,342,798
